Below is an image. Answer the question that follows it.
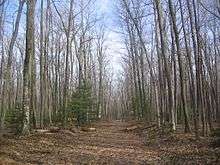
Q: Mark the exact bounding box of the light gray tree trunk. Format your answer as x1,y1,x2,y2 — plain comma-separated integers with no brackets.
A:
21,0,35,135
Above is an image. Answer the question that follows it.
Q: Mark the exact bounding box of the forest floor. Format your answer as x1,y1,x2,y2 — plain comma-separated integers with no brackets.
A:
0,120,219,164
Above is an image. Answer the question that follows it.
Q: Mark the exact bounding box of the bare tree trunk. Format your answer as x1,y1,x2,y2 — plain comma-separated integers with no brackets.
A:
39,0,45,128
62,0,73,127
0,0,5,130
186,0,200,137
179,0,198,137
155,0,175,130
168,0,191,133
97,31,105,118
21,0,35,135
30,43,37,129
192,0,206,136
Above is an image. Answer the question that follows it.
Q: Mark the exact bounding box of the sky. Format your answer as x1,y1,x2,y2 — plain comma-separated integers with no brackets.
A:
3,0,124,79
97,0,124,77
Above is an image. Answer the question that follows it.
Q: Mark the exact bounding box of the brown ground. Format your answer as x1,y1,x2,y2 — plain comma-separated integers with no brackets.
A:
0,121,219,165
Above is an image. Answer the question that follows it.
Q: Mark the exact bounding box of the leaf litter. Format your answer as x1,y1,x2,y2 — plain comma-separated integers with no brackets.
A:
0,121,219,164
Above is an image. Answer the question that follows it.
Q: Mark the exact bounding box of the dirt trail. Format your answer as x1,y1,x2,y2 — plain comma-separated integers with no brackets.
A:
70,121,160,164
0,121,160,164
0,121,219,164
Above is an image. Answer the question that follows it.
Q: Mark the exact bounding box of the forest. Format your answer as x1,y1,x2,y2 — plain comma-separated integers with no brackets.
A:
0,0,219,164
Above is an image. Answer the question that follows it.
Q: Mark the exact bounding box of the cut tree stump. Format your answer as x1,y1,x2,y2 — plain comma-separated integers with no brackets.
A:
123,124,157,132
81,127,96,132
125,125,139,131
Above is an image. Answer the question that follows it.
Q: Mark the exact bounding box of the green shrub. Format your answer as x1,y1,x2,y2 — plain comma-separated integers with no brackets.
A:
68,81,93,126
5,103,23,133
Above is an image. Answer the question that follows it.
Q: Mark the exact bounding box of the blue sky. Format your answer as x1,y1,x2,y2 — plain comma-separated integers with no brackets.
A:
2,0,124,78
97,0,124,75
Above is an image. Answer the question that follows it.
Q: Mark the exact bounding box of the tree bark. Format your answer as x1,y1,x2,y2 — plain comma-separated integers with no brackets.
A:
168,0,191,133
21,0,35,135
